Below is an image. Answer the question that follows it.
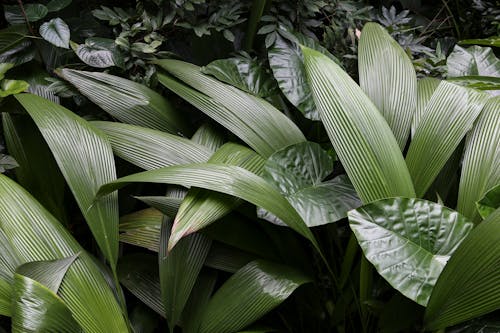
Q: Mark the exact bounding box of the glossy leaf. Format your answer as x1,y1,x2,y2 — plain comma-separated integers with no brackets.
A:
46,0,72,12
412,78,440,138
15,93,119,268
135,196,182,218
476,184,500,220
406,81,489,197
349,197,473,306
359,22,417,149
119,208,163,252
155,60,306,158
93,121,211,170
457,97,500,221
181,271,217,333
190,123,225,152
424,209,500,329
447,75,500,91
205,242,257,273
58,69,188,135
0,229,21,316
39,18,70,49
447,45,500,78
0,174,127,332
16,256,78,292
4,4,48,24
301,46,415,203
198,260,310,333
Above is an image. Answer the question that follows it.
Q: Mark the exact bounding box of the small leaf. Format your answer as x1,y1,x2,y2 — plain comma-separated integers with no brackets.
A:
39,18,70,49
46,0,72,12
349,197,473,306
0,153,18,172
476,184,500,219
459,36,500,47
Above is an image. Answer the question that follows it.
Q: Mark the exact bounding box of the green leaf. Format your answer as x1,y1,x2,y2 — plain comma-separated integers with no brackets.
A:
457,97,500,221
0,153,18,172
181,271,217,333
476,184,500,220
459,36,500,47
73,37,124,68
348,197,474,306
202,56,278,98
155,60,306,158
262,142,361,226
447,75,500,91
134,196,182,218
268,31,338,120
4,4,48,24
39,18,70,49
0,79,29,97
447,45,500,78
0,229,22,316
129,304,159,333
16,255,78,292
412,78,440,138
46,0,72,12
0,25,28,54
424,209,500,329
301,46,415,203
170,143,265,250
406,81,489,197
0,174,127,332
190,123,226,152
0,63,14,80
198,260,310,333
15,93,120,268
119,208,163,252
93,121,211,170
159,218,211,331
58,69,188,135
359,22,417,150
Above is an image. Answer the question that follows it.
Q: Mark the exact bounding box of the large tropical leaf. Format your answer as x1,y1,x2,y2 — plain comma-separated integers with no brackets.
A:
57,69,189,135
0,174,127,332
424,208,500,329
348,197,473,306
301,46,415,203
405,81,489,197
39,18,70,49
93,121,211,170
135,196,182,218
0,25,28,54
198,260,310,333
412,78,440,138
15,93,119,268
119,208,163,252
358,22,417,150
447,45,500,78
457,96,500,222
155,60,306,158
191,122,225,152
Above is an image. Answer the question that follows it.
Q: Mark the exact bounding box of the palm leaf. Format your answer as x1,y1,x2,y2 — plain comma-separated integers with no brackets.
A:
119,208,163,252
15,93,119,268
190,122,225,152
181,271,217,333
134,196,182,217
358,22,417,150
412,78,440,138
0,229,21,316
301,46,415,203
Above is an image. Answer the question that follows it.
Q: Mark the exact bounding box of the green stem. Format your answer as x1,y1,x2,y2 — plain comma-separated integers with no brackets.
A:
243,0,269,51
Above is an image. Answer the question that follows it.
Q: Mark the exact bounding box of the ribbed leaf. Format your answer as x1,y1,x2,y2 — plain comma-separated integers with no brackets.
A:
15,93,119,268
412,78,440,138
0,25,27,54
93,121,211,171
97,164,318,250
0,174,127,332
198,260,310,333
406,82,489,197
205,242,257,273
457,97,500,222
181,271,217,333
159,218,211,330
447,45,500,78
155,60,306,158
448,75,500,91
119,208,163,252
0,229,21,316
39,18,70,49
135,196,182,217
170,143,265,250
359,22,417,149
191,123,225,152
57,69,188,134
424,209,500,329
476,184,500,219
301,46,415,203
118,254,165,317
349,198,473,306
16,255,78,292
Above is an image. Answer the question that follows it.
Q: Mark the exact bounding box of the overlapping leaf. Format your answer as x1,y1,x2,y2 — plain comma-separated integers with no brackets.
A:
412,78,440,138
119,208,163,252
476,184,500,220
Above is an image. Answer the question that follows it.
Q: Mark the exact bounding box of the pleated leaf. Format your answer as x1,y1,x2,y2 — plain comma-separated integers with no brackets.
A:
159,219,211,330
57,68,189,135
155,60,306,158
97,164,319,250
198,260,310,333
412,78,440,138
476,184,500,219
135,196,182,217
93,121,211,170
406,81,489,197
348,197,473,306
0,174,127,332
16,255,78,292
358,22,417,149
119,208,163,252
15,93,119,268
457,96,500,222
301,46,415,203
170,143,265,250
181,271,217,333
190,122,226,152
0,229,21,316
424,209,500,329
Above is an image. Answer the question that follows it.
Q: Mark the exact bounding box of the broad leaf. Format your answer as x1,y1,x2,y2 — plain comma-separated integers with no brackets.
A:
16,256,78,292
39,18,70,49
349,197,473,306
0,229,21,316
0,174,127,332
476,184,500,220
460,36,500,47
406,81,489,197
119,208,163,252
198,260,310,333
457,97,500,221
4,4,48,24
155,60,306,158
0,25,27,54
58,69,188,135
301,46,415,203
412,78,440,138
16,93,119,268
73,38,123,68
447,75,500,91
424,209,500,329
447,45,500,78
359,22,417,150
135,196,182,217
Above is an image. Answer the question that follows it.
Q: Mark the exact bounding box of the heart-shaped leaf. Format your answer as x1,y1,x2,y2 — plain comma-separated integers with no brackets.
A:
74,38,123,68
39,18,70,49
349,197,473,306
